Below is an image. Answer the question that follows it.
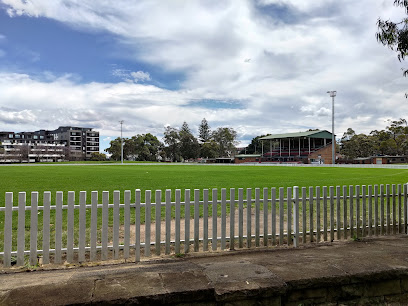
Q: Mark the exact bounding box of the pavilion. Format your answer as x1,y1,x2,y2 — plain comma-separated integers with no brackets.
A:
259,130,334,164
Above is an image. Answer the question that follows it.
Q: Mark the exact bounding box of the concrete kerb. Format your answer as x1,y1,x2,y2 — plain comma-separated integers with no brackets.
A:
1,236,408,305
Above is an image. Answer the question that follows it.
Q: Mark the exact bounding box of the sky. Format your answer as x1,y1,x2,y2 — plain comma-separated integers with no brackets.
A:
0,0,407,152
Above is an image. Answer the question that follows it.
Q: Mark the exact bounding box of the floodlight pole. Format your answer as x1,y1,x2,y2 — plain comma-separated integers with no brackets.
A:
327,91,337,165
119,120,124,164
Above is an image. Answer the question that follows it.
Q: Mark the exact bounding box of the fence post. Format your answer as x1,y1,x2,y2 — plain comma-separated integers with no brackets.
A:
17,192,26,267
166,189,172,255
349,186,354,239
386,184,390,236
145,190,151,257
405,183,408,234
271,187,277,246
336,186,341,240
323,186,328,241
343,185,348,240
293,186,299,247
66,191,75,263
43,191,51,265
174,189,181,254
55,192,63,264
279,187,284,245
211,188,217,251
316,186,321,243
4,192,13,267
302,187,307,243
135,189,141,262
203,189,209,251
124,190,131,260
263,187,268,247
374,185,379,236
246,188,252,248
175,189,181,254
355,185,360,239
30,192,38,266
330,186,334,242
101,191,109,261
362,185,367,238
255,188,260,247
185,189,191,253
380,185,385,235
230,188,236,250
221,188,227,250
238,188,244,248
287,187,292,245
309,186,314,243
368,185,373,236
113,191,120,259
194,189,200,252
90,191,98,261
155,190,162,256
78,191,87,262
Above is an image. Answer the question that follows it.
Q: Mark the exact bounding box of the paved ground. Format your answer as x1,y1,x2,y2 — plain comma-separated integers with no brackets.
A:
1,235,408,305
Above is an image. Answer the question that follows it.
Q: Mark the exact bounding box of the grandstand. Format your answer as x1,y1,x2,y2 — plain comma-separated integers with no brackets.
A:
259,130,334,164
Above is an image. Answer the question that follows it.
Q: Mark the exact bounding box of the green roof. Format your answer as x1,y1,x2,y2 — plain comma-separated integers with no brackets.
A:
259,130,333,140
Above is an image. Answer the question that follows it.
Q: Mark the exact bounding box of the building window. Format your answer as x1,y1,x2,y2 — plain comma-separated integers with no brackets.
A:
34,135,38,139
8,134,13,138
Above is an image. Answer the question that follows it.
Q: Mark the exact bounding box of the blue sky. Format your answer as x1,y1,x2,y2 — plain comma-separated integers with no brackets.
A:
0,0,406,153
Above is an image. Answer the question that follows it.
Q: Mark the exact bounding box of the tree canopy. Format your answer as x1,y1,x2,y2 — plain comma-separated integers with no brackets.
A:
105,134,162,161
340,118,408,159
377,0,408,81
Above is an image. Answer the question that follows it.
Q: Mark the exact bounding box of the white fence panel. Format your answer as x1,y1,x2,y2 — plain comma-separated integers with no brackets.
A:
1,183,408,267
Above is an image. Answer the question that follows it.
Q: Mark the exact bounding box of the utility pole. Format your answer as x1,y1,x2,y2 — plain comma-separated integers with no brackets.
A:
327,91,337,165
119,120,124,164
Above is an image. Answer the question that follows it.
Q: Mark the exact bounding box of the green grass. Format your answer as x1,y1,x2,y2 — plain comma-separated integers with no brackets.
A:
1,164,408,204
1,164,408,254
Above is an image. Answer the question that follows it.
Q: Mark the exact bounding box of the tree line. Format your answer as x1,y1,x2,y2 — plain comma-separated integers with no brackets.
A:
105,118,238,162
340,119,408,159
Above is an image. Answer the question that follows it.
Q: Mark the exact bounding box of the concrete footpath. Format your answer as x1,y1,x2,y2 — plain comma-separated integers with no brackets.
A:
2,236,408,305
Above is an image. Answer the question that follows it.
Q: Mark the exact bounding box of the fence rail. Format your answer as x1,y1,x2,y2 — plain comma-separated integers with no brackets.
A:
1,184,407,267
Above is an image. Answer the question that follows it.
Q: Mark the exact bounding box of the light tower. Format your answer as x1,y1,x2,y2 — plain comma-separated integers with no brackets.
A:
327,91,336,164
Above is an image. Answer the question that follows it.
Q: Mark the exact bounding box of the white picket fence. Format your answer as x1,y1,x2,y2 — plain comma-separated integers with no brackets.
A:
1,184,408,267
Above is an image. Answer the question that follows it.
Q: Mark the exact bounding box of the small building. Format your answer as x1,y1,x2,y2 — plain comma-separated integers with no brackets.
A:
354,156,407,164
234,154,262,164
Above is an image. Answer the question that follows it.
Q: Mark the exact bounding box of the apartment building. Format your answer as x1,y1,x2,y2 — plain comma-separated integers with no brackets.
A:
51,126,100,160
0,126,99,162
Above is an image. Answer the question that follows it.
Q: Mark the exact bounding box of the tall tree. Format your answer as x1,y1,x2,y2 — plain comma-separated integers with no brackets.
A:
105,137,127,161
179,122,200,160
126,133,162,161
212,127,238,157
163,126,181,162
245,134,271,154
377,0,408,92
198,118,211,143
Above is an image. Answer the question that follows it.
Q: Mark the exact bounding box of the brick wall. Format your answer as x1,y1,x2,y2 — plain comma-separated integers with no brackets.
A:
308,144,333,164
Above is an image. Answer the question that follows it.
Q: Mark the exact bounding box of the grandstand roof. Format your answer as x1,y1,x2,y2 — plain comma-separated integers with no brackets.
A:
259,130,333,140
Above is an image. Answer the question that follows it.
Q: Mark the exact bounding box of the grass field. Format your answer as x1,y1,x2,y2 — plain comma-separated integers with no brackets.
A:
1,164,408,254
1,164,408,204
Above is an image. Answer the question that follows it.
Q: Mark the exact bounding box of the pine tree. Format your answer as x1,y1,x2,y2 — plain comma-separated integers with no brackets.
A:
198,118,211,143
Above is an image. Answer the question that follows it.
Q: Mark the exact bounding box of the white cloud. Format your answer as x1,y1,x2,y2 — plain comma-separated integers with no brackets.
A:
130,71,150,82
112,69,151,83
1,0,408,148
